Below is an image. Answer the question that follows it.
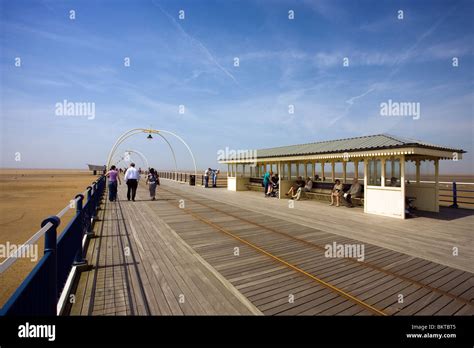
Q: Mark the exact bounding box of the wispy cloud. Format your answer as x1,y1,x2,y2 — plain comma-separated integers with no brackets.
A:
345,88,375,106
3,21,108,51
152,1,239,86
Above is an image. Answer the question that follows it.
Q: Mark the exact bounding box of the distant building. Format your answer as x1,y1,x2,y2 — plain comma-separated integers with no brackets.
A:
87,164,106,175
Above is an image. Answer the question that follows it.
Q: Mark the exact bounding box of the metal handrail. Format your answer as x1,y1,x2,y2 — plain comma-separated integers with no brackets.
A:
0,176,106,315
0,222,52,273
0,182,97,274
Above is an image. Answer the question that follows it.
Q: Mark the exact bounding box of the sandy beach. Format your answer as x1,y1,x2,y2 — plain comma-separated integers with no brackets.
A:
0,169,101,306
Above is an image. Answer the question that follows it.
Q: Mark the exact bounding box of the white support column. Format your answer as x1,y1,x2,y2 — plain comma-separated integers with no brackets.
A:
312,161,315,178
434,158,440,212
400,155,406,218
304,162,308,178
381,158,386,187
321,162,325,181
415,159,420,184
331,161,335,182
363,160,368,213
354,160,359,180
277,162,282,198
343,161,347,183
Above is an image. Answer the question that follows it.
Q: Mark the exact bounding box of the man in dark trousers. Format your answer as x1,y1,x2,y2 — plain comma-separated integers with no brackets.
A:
204,168,211,188
124,163,140,201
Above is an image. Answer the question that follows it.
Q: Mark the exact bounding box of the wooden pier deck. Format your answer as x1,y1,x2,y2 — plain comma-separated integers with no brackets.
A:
68,179,474,316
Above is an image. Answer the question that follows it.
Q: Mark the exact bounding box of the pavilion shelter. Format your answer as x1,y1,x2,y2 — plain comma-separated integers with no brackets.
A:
219,134,465,219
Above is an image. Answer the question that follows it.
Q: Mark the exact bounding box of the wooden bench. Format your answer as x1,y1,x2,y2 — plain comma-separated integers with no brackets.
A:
304,182,364,206
246,178,364,206
247,177,265,192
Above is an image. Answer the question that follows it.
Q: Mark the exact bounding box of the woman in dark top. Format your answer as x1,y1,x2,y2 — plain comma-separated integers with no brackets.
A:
146,168,158,200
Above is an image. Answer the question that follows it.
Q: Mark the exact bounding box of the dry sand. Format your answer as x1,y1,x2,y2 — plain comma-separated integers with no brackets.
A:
0,169,101,307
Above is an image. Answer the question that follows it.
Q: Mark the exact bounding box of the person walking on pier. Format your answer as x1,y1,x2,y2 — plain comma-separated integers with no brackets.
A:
146,168,158,200
204,168,211,188
124,163,140,201
105,165,121,202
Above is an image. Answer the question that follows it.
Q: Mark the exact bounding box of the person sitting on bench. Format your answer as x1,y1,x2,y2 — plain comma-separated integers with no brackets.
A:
291,177,313,200
285,176,305,197
303,177,313,192
329,179,343,207
343,178,362,207
389,177,399,187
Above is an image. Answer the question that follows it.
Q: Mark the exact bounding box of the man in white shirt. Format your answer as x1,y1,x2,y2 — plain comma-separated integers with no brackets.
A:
343,178,362,207
124,163,140,201
204,168,210,188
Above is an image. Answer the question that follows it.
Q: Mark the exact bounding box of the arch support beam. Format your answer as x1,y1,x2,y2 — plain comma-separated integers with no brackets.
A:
106,128,196,176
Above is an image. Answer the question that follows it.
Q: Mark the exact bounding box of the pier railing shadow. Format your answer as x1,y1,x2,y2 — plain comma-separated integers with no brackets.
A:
414,206,474,221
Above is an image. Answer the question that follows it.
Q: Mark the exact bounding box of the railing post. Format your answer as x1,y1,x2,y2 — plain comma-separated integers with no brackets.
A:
94,181,98,205
41,216,60,315
87,186,92,203
450,181,458,208
91,182,98,218
73,194,87,266
94,181,102,220
86,186,95,237
75,193,83,214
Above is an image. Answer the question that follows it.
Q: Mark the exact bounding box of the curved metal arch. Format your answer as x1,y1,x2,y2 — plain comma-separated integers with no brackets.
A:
107,130,178,172
156,133,178,172
111,151,146,169
111,156,125,168
106,128,197,176
124,149,150,170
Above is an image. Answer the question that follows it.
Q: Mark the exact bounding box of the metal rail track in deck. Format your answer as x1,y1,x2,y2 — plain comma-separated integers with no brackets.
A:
159,186,473,307
153,184,473,315
158,187,388,315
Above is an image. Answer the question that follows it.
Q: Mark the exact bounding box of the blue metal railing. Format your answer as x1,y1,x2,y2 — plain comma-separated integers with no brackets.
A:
439,181,474,208
0,176,106,316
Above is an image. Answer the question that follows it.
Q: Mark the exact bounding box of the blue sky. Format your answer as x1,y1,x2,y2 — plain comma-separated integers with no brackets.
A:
0,0,473,173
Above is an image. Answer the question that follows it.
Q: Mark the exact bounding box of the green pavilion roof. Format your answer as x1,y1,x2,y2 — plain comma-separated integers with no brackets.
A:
254,134,465,159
